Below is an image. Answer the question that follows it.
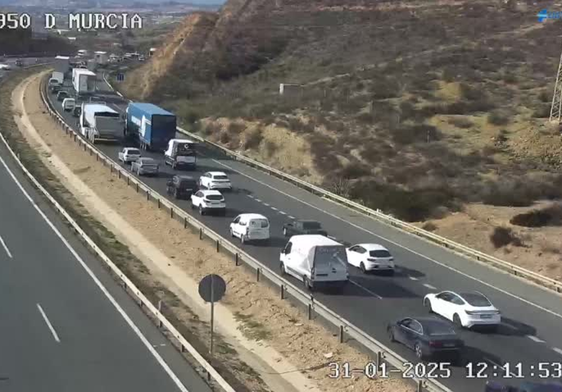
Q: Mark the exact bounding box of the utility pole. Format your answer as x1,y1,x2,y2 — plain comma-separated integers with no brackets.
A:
549,50,562,124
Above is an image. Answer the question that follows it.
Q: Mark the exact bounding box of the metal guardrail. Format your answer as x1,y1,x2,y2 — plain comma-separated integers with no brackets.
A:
168,115,562,296
90,77,450,391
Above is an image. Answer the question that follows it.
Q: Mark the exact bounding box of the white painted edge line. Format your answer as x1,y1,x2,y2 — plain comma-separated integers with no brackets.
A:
288,215,295,220
408,276,418,281
279,211,286,215
270,206,278,211
0,235,13,258
423,283,437,290
526,335,545,343
552,347,562,356
211,158,562,321
37,303,61,343
349,279,383,299
0,147,190,392
248,195,254,199
254,198,262,202
262,202,270,207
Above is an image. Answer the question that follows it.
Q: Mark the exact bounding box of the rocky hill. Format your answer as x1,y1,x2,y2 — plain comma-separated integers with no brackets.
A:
121,0,562,222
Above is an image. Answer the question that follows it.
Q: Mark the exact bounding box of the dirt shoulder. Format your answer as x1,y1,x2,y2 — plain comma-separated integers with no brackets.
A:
15,72,412,392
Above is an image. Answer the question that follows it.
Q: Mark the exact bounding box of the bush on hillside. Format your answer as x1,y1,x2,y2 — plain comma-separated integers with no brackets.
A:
487,110,510,126
392,124,441,145
243,128,264,150
510,204,562,227
339,162,371,179
264,140,278,157
490,227,522,248
448,117,473,128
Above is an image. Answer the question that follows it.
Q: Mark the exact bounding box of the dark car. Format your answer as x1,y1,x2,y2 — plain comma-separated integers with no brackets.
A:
485,381,562,392
166,175,198,199
387,317,464,364
57,90,70,102
72,105,82,118
283,220,327,237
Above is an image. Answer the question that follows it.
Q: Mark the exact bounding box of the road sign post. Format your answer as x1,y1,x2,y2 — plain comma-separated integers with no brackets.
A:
198,274,226,359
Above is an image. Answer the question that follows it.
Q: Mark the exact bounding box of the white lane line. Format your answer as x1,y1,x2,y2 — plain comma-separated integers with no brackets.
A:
0,235,13,259
271,206,278,211
37,304,61,343
527,335,545,343
211,158,562,321
408,276,418,281
553,347,562,356
423,283,437,290
0,154,190,392
263,203,270,207
349,279,383,299
288,215,295,220
279,211,287,215
255,198,262,203
248,195,254,199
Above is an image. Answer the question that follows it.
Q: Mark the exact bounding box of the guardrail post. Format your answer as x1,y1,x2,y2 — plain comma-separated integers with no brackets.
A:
216,240,220,253
199,228,203,240
184,217,187,228
170,208,174,219
339,325,344,343
181,344,186,353
280,284,285,299
110,165,113,173
256,268,261,281
136,182,139,192
417,380,423,392
235,253,240,266
118,170,121,179
308,303,313,320
158,300,163,328
146,190,149,201
157,198,161,209
96,154,99,161
127,176,129,185
376,351,382,367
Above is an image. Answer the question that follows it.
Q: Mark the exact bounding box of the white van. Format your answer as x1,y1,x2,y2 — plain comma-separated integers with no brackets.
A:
280,235,349,292
229,213,270,244
62,98,76,111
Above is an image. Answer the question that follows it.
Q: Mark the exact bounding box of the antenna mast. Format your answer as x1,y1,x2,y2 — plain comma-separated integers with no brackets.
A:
549,50,562,123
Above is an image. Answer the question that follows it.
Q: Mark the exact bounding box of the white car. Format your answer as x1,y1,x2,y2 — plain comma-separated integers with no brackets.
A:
199,171,232,191
229,213,270,244
118,147,141,163
423,291,501,329
191,190,226,215
346,243,395,275
62,98,76,111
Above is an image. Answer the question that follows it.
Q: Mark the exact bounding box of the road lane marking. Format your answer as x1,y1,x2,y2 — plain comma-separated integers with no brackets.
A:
0,235,13,259
527,335,545,343
408,276,418,281
288,215,295,220
553,347,562,356
248,195,254,199
349,280,383,299
423,283,437,290
271,207,278,211
0,154,190,392
255,198,262,202
279,211,286,215
211,158,562,321
37,304,60,343
263,203,270,207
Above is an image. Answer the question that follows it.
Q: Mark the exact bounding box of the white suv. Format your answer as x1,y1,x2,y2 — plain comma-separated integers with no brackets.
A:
198,171,232,191
118,147,141,163
191,190,226,215
229,214,270,244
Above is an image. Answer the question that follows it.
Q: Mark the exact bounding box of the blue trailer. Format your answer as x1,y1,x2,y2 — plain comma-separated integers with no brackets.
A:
125,102,177,151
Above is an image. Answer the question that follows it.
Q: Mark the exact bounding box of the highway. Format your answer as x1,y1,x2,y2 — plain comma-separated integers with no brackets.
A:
48,72,562,392
0,124,212,390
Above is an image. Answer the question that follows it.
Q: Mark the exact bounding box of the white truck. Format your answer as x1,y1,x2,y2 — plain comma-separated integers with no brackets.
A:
164,139,197,169
80,103,122,144
72,68,96,95
280,235,349,292
50,71,64,85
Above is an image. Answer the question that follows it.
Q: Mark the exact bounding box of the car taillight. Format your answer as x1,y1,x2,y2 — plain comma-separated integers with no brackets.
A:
429,341,443,348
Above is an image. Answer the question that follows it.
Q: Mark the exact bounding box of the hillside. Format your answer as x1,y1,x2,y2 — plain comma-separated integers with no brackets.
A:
121,0,562,224
0,28,75,55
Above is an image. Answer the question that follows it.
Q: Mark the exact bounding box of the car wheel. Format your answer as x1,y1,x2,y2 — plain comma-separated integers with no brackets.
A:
303,276,311,291
453,314,463,328
280,262,287,276
199,205,204,215
283,228,288,237
388,327,396,342
230,228,235,238
414,342,423,360
424,299,433,313
360,262,367,274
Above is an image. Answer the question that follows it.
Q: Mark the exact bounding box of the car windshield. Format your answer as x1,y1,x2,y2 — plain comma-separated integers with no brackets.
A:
213,175,229,180
128,149,140,154
370,250,391,258
250,219,269,228
140,158,155,164
302,221,321,229
460,293,491,307
206,194,224,201
424,320,456,336
178,178,195,187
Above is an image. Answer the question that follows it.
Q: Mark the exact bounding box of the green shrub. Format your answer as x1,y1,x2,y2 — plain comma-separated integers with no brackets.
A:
243,128,264,150
490,227,522,248
510,204,562,227
487,110,510,126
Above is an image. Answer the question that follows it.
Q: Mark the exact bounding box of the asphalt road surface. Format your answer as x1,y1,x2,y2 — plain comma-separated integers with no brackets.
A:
48,71,562,392
0,124,212,390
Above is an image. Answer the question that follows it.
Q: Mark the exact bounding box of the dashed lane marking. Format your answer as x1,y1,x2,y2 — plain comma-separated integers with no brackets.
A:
349,280,383,299
527,335,545,343
423,283,437,290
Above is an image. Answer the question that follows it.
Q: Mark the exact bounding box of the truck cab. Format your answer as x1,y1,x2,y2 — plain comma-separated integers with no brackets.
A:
164,139,197,170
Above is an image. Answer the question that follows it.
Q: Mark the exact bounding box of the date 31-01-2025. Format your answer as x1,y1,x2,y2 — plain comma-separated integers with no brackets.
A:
328,361,562,380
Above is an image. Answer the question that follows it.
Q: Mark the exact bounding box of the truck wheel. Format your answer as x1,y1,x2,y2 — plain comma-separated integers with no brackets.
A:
280,262,287,276
283,228,288,237
172,162,176,170
199,205,204,215
303,276,311,291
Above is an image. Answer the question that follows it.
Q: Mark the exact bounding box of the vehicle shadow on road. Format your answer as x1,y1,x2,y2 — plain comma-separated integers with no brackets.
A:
393,265,426,279
462,345,503,368
474,317,536,337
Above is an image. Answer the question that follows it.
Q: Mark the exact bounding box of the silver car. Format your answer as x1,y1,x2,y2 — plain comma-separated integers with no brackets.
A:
131,157,159,176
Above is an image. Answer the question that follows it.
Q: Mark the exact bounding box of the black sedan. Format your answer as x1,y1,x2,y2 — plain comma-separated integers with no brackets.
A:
387,317,464,364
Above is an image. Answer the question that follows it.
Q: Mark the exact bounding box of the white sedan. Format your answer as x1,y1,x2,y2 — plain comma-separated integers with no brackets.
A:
423,291,501,329
198,171,232,191
346,243,395,275
190,190,226,215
